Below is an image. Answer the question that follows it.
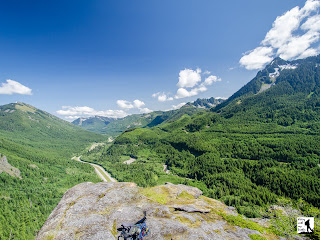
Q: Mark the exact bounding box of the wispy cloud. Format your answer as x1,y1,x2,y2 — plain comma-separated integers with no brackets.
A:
57,106,128,119
152,92,174,102
0,79,32,95
240,0,320,70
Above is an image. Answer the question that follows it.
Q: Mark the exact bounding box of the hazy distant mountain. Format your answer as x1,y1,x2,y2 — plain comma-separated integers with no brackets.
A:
72,116,115,126
71,113,159,136
72,116,116,134
72,105,203,136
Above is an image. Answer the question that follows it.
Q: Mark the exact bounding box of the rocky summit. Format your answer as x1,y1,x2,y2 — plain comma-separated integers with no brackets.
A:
36,182,283,240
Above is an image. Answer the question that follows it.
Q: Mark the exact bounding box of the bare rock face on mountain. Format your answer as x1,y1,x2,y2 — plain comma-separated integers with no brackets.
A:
36,182,280,240
0,154,21,179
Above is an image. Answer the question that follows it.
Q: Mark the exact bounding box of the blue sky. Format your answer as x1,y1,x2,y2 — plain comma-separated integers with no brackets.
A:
0,0,319,120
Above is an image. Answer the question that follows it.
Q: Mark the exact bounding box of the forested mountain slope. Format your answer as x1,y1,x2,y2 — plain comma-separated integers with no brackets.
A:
72,116,116,134
0,102,105,239
215,55,319,113
82,55,320,238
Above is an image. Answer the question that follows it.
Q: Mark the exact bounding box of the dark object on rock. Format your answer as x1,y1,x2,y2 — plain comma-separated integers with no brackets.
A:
36,182,276,240
117,211,149,240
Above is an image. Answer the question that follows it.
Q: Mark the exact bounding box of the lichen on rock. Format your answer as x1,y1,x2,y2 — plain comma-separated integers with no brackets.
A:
36,182,280,240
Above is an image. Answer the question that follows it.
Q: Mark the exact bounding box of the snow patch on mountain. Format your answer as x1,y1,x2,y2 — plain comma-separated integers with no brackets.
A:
269,68,280,79
279,64,298,71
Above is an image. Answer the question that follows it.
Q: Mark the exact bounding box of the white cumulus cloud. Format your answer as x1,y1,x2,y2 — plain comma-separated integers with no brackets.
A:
175,85,207,99
154,68,221,101
57,106,128,119
240,47,274,70
0,79,32,95
133,99,145,108
261,6,301,49
240,0,320,70
204,75,222,85
117,99,146,109
139,107,152,114
177,68,202,88
117,100,134,109
57,106,96,116
117,99,147,110
301,14,320,32
277,31,319,60
175,88,192,99
298,47,319,59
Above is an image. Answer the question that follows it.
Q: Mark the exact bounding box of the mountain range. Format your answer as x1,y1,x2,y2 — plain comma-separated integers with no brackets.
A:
71,97,225,136
80,55,320,238
1,55,320,239
0,102,104,239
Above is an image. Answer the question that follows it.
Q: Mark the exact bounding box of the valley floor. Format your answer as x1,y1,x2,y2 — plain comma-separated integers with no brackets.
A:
72,156,117,182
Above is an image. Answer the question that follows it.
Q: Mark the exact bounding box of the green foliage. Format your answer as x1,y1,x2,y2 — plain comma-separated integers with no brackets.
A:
311,218,320,240
84,56,320,227
269,209,300,237
249,234,267,240
3,56,320,239
0,102,104,239
142,187,169,204
73,105,202,136
219,213,266,233
92,102,320,215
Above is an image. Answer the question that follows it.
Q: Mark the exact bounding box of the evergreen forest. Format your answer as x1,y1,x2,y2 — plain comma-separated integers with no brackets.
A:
81,56,320,238
1,55,320,239
0,103,104,239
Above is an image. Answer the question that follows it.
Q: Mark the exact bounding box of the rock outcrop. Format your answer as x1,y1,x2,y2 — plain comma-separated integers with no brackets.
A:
0,154,21,179
37,182,281,240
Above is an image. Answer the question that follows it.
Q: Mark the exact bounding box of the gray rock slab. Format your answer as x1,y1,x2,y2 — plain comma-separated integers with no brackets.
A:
36,182,283,240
